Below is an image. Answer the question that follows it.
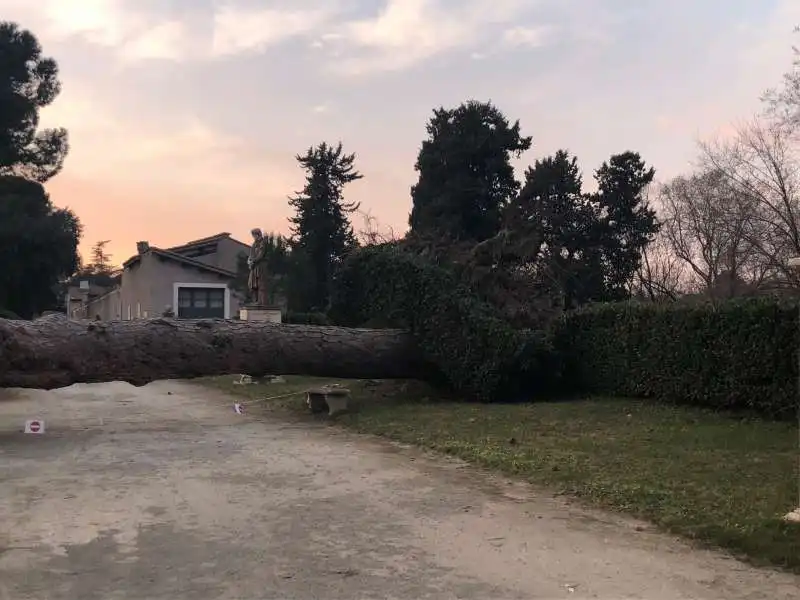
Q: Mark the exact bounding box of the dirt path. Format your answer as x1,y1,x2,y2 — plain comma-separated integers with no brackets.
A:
0,381,797,599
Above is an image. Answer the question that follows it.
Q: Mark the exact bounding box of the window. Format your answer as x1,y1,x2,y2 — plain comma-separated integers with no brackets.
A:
209,289,224,308
176,286,226,318
178,291,191,308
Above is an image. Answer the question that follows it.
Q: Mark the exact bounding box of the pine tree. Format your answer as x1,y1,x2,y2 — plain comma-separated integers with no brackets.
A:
0,22,68,182
288,142,362,311
88,240,113,274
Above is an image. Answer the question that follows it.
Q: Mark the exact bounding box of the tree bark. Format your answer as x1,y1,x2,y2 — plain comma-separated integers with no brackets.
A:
0,314,429,390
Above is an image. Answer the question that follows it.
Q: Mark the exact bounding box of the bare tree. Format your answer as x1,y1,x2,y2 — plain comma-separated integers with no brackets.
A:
700,118,800,286
659,168,761,298
356,209,396,246
630,228,685,301
763,26,800,133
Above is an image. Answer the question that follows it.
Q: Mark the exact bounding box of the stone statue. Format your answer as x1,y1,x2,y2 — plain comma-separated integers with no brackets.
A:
247,228,270,306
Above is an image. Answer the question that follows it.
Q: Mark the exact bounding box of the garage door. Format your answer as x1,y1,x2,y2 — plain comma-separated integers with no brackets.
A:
177,287,225,318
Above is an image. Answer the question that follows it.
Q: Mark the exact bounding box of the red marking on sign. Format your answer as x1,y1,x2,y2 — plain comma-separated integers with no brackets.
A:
29,421,41,433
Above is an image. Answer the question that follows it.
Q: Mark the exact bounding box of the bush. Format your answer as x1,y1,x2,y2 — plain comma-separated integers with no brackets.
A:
330,245,555,401
553,299,798,418
283,311,332,325
0,306,19,319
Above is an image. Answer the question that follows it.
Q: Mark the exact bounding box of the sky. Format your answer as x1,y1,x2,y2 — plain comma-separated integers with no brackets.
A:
1,0,798,265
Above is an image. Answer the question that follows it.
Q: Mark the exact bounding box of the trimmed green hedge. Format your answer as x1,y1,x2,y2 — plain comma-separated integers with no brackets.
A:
330,245,554,401
0,307,19,319
554,299,798,418
283,311,332,325
330,245,797,418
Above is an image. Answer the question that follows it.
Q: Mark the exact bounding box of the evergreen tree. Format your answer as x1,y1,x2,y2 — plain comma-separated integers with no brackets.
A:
0,176,81,317
0,24,78,318
88,240,113,274
409,100,531,242
0,22,69,182
508,150,603,308
592,151,659,299
507,150,658,307
288,142,362,311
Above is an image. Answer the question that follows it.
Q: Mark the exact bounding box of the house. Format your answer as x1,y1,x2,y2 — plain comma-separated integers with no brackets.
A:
70,232,250,320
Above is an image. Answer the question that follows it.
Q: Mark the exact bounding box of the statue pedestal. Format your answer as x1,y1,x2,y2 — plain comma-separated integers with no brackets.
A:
239,305,282,323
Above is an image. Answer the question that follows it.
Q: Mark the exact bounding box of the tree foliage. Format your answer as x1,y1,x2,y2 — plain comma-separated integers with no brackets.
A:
0,175,81,317
0,22,68,182
288,141,362,311
87,240,114,274
593,151,659,299
502,150,658,307
409,100,532,242
330,244,554,400
506,150,600,307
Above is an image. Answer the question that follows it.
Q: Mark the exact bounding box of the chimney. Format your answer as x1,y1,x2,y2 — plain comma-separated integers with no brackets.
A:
136,241,150,254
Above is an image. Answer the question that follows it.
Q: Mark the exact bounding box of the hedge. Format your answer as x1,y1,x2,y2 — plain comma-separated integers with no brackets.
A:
554,299,798,418
330,245,554,401
283,311,332,326
0,307,19,319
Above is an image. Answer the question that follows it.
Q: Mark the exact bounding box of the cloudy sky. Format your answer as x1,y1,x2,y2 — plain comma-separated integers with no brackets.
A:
2,0,798,263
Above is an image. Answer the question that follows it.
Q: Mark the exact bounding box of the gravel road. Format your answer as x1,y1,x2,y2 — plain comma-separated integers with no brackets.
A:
1,380,798,599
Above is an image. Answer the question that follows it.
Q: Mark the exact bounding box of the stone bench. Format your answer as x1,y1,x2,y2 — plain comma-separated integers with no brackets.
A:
306,387,351,417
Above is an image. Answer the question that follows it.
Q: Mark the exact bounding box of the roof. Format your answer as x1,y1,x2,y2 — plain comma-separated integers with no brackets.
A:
122,246,237,277
167,232,249,254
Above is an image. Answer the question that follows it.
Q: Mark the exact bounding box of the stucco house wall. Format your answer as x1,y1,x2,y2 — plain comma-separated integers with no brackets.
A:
85,288,121,321
75,233,249,321
167,233,249,273
189,236,248,273
120,252,241,319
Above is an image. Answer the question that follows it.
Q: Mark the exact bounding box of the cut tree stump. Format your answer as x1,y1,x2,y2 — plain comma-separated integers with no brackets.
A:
0,314,430,389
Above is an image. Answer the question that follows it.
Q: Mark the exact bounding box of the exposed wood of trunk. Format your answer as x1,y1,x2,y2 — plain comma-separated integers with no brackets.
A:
0,315,428,390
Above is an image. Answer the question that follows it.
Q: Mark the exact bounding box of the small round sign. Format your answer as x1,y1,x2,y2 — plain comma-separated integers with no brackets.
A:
24,419,45,434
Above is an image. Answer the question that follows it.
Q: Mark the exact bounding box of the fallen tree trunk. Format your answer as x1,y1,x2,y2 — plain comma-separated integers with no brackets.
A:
0,314,430,389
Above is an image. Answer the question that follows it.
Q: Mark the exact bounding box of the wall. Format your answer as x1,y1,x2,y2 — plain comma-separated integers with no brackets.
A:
69,284,120,320
84,288,122,320
214,237,250,273
182,237,249,273
120,252,242,319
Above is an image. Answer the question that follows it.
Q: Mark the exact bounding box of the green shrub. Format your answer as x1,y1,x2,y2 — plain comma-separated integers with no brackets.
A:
0,306,19,319
553,299,798,418
283,311,332,325
330,245,555,401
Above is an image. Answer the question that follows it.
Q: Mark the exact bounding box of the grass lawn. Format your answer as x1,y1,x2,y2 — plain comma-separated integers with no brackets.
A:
200,374,800,572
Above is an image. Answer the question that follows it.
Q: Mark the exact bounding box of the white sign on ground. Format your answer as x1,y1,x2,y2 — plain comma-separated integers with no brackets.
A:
24,419,45,434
